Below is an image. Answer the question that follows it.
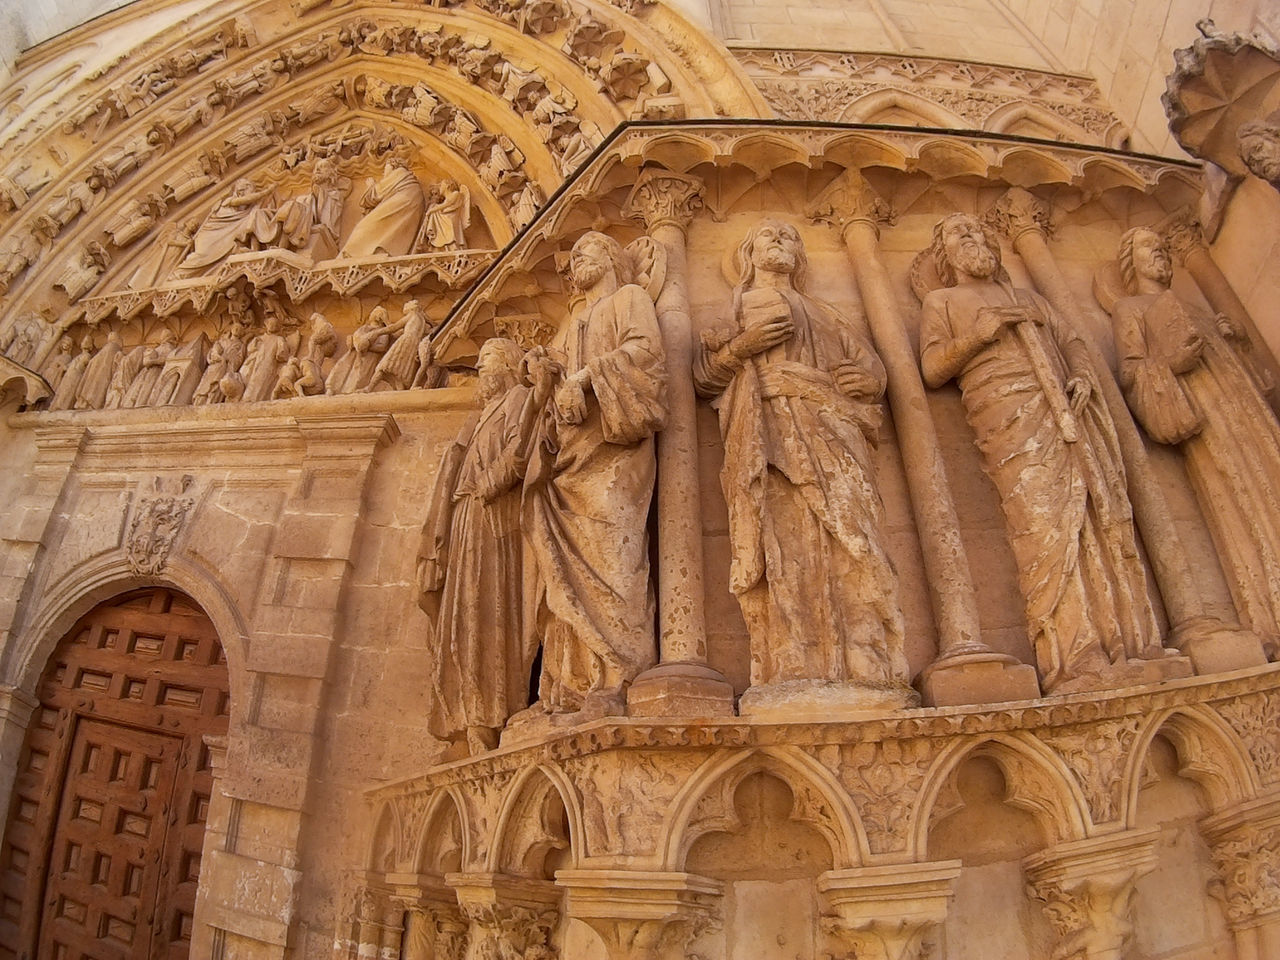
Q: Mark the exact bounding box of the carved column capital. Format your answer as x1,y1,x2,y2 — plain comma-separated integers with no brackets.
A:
449,873,562,959
1202,797,1280,930
1024,830,1160,959
623,169,704,235
559,869,722,960
1161,210,1207,266
817,861,961,960
807,170,895,239
985,186,1053,244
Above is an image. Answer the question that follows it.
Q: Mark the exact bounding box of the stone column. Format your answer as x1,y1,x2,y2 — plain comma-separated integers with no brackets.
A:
817,860,962,960
394,883,469,960
448,873,561,960
1163,211,1280,408
0,684,37,832
1202,797,1280,960
622,169,734,717
809,171,1039,706
1024,829,1160,960
558,868,722,960
986,187,1259,673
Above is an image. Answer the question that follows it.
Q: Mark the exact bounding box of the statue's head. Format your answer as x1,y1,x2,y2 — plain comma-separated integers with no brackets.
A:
1117,227,1172,294
569,231,628,292
931,213,1002,287
403,299,420,314
79,333,94,352
735,219,807,291
477,337,524,400
1239,119,1280,186
369,306,389,326
58,336,73,353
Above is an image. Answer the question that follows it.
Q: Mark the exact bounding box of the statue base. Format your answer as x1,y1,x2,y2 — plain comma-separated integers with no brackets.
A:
500,687,627,747
626,661,736,718
1051,654,1194,695
917,652,1041,707
1170,619,1271,674
737,679,918,722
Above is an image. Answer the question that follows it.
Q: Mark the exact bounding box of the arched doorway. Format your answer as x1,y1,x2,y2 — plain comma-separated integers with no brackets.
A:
0,587,229,960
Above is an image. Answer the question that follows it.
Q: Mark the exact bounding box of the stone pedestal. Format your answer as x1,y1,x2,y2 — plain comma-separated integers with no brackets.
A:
916,652,1041,707
1172,619,1270,673
559,869,722,960
817,861,962,960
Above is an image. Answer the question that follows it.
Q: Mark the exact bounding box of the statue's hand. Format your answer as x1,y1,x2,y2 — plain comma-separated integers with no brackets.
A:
832,360,881,401
1066,375,1092,415
1215,312,1244,342
730,318,794,360
975,306,1017,343
1172,331,1205,373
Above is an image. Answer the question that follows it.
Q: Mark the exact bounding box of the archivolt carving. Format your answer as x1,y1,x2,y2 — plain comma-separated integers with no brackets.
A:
663,747,865,870
917,735,1089,855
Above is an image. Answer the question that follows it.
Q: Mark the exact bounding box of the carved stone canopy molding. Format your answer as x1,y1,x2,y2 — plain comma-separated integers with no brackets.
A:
1163,20,1280,177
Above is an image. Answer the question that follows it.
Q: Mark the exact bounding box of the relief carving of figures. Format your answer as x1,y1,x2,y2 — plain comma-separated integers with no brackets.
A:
75,329,123,410
163,152,225,204
417,339,551,755
238,314,294,403
0,231,43,291
176,179,277,276
419,180,470,251
151,332,208,406
105,339,146,409
276,313,336,398
918,213,1170,693
525,231,666,713
694,219,912,706
339,158,426,258
326,307,391,394
274,158,350,261
1107,227,1280,650
54,242,110,303
104,192,168,248
40,336,76,390
127,218,198,289
0,313,47,366
121,328,177,408
34,180,99,238
48,335,94,411
365,299,431,392
192,321,247,404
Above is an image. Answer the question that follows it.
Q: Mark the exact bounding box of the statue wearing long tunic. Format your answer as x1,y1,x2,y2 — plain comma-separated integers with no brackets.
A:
75,330,122,410
176,179,276,275
193,322,247,405
1112,227,1280,651
339,159,425,258
694,219,912,703
417,339,549,754
919,214,1167,693
524,231,666,713
275,158,348,261
239,315,292,403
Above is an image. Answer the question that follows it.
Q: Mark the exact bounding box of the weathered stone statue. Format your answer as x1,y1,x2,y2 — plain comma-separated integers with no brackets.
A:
326,308,391,394
41,336,76,390
49,335,93,411
75,329,123,410
127,218,197,289
176,178,277,275
525,231,666,713
121,328,177,408
417,339,552,754
193,322,247,405
239,313,293,403
1239,111,1280,190
919,213,1170,693
365,300,430,392
276,312,336,398
274,157,348,261
694,218,913,712
339,158,426,258
419,180,470,251
1110,227,1280,651
105,339,146,409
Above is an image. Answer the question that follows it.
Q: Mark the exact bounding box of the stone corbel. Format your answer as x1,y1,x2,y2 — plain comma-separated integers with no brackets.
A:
1201,796,1280,957
389,877,470,960
448,873,562,959
817,860,962,960
1023,830,1160,960
557,869,722,960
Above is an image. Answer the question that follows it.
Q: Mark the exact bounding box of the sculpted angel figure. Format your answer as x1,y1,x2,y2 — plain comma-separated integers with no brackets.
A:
1109,227,1280,650
694,219,912,709
524,231,666,714
919,213,1172,693
417,338,554,755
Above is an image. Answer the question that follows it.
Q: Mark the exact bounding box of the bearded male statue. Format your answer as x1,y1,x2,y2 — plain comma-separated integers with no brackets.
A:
524,231,666,715
694,218,913,714
1110,227,1280,652
919,213,1178,694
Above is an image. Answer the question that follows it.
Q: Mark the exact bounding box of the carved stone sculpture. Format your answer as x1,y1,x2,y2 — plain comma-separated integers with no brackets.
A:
105,339,146,409
151,331,208,406
418,180,470,251
276,313,336,398
524,231,666,713
1109,227,1280,651
274,158,349,261
694,219,913,713
239,313,293,403
0,313,46,366
48,334,94,411
55,242,111,303
339,158,426,258
417,338,551,754
121,328,177,407
326,308,391,394
918,213,1172,693
365,300,431,392
40,336,75,390
1238,111,1280,190
75,329,123,410
192,322,248,405
127,218,198,289
176,179,278,276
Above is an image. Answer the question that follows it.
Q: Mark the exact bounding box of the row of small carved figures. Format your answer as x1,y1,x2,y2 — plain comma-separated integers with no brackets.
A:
8,302,452,412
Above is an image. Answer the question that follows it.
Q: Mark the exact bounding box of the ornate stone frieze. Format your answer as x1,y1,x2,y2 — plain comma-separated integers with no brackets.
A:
733,49,1125,147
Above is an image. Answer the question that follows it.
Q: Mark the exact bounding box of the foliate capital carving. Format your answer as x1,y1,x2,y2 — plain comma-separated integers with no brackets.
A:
1162,211,1207,265
449,874,560,960
1202,804,1280,928
818,863,960,960
984,187,1052,243
623,170,704,235
806,171,895,238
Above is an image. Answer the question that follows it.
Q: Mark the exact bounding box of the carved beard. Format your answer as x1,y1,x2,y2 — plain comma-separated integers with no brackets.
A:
753,243,796,275
952,241,998,280
571,257,607,291
478,372,507,404
1144,255,1173,287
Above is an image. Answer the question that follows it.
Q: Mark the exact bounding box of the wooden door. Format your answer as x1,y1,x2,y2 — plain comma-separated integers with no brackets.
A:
0,589,229,960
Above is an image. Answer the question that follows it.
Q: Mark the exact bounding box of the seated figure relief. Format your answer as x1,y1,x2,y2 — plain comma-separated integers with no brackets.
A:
918,213,1181,694
1103,227,1280,653
694,218,914,714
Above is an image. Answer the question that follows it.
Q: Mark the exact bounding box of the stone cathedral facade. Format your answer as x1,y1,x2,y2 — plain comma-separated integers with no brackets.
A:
1,1,1280,958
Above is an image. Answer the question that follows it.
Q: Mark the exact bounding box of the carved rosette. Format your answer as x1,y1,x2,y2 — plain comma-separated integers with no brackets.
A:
984,187,1053,243
623,170,704,235
125,493,194,576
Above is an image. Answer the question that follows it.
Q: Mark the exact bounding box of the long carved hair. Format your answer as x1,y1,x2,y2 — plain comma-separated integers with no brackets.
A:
733,218,808,293
571,230,632,287
478,337,524,396
930,213,1003,288
1116,226,1161,296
